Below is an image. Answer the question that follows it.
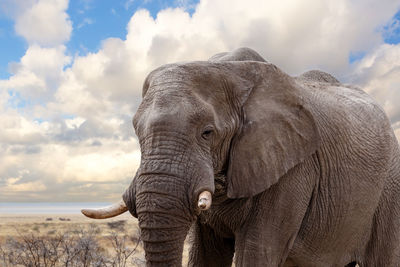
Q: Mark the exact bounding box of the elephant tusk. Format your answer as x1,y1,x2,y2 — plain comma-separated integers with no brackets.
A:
198,191,212,210
81,200,128,219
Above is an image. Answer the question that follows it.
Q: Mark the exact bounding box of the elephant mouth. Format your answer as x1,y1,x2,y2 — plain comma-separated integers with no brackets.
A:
81,171,228,220
80,168,225,266
211,174,228,203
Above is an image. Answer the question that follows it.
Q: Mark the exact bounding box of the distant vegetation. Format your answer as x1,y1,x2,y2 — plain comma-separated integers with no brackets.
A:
0,224,144,267
106,220,127,232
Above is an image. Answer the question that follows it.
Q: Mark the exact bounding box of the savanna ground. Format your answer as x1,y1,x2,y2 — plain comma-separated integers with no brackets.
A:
0,214,359,266
0,213,190,267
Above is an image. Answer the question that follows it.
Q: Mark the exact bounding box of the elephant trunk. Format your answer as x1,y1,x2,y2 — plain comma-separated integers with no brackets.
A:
139,196,191,265
141,225,188,266
130,174,194,266
121,132,215,265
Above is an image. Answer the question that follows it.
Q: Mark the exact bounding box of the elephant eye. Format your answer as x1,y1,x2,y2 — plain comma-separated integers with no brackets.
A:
201,129,214,140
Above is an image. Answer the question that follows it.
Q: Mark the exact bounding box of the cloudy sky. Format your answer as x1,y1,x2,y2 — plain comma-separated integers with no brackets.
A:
0,0,399,202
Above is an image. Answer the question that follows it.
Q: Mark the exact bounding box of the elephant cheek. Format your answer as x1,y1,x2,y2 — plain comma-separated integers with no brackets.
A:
122,172,138,218
189,158,215,210
122,183,137,218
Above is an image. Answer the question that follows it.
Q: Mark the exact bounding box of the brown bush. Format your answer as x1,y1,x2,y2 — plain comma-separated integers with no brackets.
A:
106,220,126,232
0,225,142,267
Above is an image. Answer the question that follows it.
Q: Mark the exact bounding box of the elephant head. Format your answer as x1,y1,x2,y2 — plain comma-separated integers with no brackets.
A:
82,48,319,266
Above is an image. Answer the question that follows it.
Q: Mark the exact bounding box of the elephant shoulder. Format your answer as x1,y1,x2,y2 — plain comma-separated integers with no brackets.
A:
296,70,340,84
308,83,392,143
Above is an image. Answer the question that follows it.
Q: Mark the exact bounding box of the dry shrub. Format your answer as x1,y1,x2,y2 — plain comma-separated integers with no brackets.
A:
106,220,126,232
0,225,142,267
107,231,143,267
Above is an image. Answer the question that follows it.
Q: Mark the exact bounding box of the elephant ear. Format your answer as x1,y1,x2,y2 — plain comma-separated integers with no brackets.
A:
226,62,320,198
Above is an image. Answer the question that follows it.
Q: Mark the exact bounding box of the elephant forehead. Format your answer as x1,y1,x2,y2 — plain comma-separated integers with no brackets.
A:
135,91,213,134
137,62,237,129
148,62,227,88
147,67,233,109
146,83,207,115
148,101,195,125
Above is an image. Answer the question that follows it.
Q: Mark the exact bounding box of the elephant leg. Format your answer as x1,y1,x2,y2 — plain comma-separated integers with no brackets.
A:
188,220,234,267
233,195,306,267
234,224,297,267
233,158,319,266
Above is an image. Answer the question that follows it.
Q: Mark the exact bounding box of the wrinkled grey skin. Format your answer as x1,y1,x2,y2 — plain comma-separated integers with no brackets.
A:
122,47,400,266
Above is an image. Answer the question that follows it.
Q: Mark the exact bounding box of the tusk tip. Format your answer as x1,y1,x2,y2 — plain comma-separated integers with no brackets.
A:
81,209,95,218
197,191,212,211
198,198,209,210
81,200,128,219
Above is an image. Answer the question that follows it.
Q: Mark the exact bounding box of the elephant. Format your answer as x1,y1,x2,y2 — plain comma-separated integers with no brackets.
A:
82,47,400,266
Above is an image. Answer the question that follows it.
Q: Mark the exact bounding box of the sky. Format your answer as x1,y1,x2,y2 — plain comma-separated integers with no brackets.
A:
0,0,399,203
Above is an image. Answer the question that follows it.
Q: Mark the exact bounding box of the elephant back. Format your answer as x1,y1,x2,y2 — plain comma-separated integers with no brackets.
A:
209,47,268,63
296,70,340,84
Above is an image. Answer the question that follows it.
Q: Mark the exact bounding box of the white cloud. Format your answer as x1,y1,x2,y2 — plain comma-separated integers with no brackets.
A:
0,124,140,201
394,123,400,141
5,178,47,192
63,147,141,183
351,43,400,123
0,111,45,145
65,117,86,129
124,0,135,10
77,17,94,29
0,45,71,103
105,0,400,81
14,0,72,46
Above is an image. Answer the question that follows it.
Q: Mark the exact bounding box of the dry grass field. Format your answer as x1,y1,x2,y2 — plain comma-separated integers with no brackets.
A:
0,213,190,266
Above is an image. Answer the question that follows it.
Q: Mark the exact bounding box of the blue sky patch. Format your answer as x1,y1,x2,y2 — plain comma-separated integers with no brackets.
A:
0,0,200,79
383,10,400,45
67,0,131,55
0,15,26,79
349,51,366,63
66,0,199,56
7,90,28,109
